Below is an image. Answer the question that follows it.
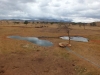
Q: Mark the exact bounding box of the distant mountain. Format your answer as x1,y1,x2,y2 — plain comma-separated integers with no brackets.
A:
34,18,72,22
0,18,72,22
0,19,24,21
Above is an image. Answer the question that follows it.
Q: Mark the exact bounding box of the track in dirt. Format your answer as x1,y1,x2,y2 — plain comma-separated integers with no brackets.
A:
66,47,100,68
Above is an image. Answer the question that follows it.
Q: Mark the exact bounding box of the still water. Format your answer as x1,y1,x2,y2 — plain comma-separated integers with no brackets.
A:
60,36,88,42
8,36,53,47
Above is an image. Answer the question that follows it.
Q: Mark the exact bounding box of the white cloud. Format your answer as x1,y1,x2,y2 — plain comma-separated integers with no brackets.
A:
0,0,100,22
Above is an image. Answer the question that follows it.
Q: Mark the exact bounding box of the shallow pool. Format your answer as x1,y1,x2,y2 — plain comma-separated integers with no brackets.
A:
60,36,88,42
8,36,53,47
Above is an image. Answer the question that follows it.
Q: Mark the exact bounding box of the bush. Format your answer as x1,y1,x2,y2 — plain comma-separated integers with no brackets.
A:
24,20,28,25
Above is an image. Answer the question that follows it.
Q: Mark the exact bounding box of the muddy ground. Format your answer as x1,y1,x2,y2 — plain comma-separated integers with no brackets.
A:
0,23,100,75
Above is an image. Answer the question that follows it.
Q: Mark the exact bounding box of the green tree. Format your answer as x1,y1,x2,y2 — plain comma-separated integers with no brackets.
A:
90,23,93,26
32,22,34,24
51,22,53,25
90,22,96,26
24,20,28,25
92,22,96,26
83,23,87,29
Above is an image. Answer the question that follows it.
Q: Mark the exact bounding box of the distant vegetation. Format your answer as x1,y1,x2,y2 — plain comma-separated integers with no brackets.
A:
0,20,98,27
13,22,20,24
90,22,96,26
24,20,29,25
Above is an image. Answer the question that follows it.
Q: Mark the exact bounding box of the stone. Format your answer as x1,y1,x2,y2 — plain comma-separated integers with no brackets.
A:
59,42,71,48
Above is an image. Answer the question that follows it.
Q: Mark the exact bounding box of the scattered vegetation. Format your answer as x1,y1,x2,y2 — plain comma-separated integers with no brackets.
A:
24,20,29,25
0,20,100,75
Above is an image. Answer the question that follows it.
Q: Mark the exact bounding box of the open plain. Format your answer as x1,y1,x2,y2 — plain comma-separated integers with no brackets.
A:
0,21,100,75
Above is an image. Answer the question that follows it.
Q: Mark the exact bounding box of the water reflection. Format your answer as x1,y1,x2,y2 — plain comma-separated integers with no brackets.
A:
60,36,88,42
8,36,53,47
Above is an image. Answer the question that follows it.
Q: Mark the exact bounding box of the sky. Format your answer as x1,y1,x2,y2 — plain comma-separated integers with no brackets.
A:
0,0,100,22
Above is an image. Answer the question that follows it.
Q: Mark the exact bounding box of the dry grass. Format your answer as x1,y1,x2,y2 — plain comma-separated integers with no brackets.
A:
0,21,100,75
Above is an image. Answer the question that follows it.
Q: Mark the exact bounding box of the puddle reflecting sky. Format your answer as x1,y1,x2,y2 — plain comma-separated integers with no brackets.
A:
8,36,53,47
60,36,88,42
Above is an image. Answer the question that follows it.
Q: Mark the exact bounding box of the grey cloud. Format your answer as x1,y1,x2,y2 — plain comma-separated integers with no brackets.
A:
0,0,100,22
78,0,85,4
19,0,36,3
53,4,60,7
38,0,50,7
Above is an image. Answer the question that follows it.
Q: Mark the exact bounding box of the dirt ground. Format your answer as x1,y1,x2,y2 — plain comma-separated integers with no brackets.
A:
0,22,100,75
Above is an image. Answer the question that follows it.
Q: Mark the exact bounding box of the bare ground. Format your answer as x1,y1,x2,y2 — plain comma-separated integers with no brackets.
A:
0,23,100,75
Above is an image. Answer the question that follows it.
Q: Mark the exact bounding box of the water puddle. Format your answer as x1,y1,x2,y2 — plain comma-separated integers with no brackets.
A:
60,36,88,42
7,36,53,47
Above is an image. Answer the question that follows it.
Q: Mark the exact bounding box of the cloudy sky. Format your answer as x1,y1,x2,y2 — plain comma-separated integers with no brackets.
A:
0,0,100,22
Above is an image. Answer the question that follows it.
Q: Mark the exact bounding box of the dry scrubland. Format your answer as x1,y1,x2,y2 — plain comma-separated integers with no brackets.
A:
0,21,100,75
